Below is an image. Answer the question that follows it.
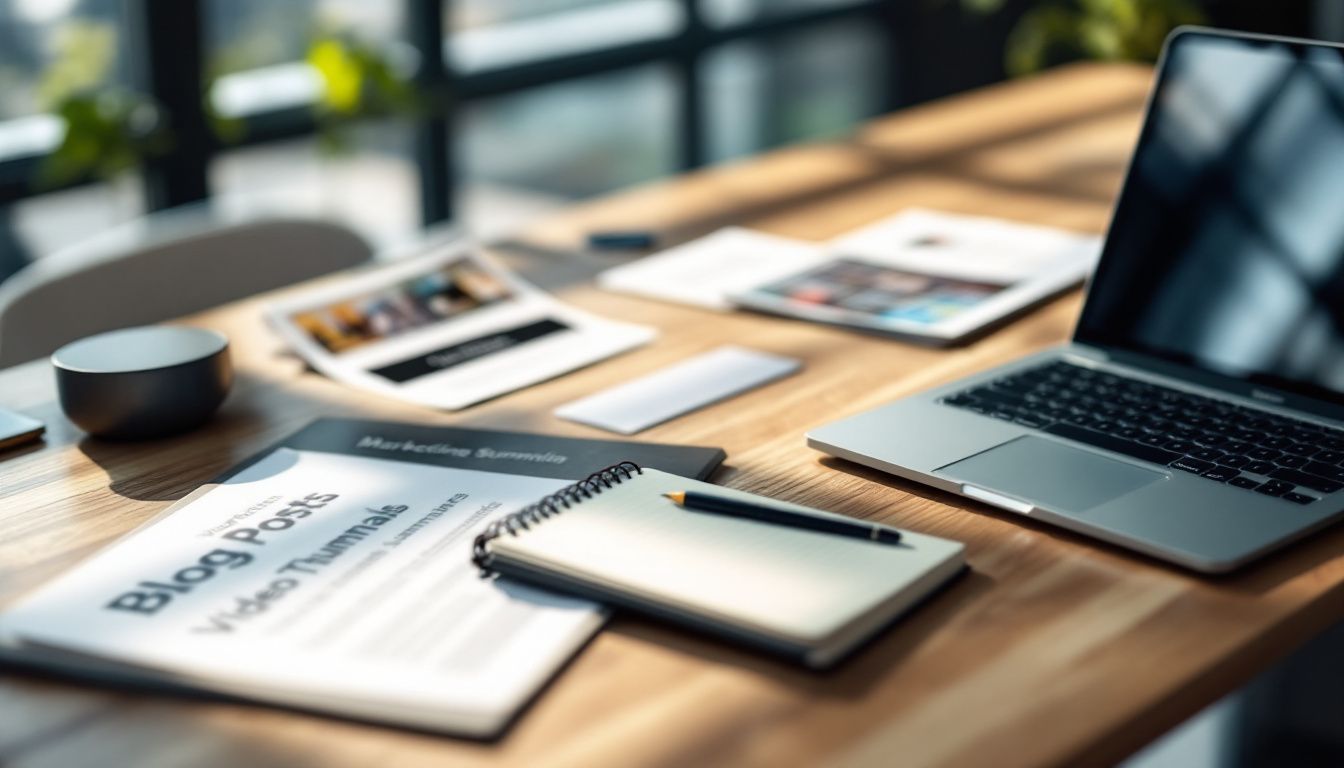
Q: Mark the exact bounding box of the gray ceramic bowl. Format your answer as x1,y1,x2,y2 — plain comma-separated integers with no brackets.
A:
52,326,233,440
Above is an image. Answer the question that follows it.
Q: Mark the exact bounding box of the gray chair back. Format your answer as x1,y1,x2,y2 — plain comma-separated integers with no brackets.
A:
0,216,372,368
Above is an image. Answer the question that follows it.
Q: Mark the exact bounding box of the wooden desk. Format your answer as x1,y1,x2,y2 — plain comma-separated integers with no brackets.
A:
3,63,1342,768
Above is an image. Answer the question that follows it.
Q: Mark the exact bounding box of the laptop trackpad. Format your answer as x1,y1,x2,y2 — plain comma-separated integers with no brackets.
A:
938,435,1166,511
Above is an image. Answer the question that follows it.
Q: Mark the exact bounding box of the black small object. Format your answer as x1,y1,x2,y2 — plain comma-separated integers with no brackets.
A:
667,490,903,545
52,326,232,440
586,230,659,251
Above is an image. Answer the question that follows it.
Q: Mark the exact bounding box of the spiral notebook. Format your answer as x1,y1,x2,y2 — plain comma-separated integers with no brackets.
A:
473,464,966,668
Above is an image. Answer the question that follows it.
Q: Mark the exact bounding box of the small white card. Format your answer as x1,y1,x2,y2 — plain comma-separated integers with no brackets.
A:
556,346,801,434
597,228,826,310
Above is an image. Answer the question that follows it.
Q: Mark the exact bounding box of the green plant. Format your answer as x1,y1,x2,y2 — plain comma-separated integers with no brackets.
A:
305,33,421,154
39,20,168,186
965,0,1207,75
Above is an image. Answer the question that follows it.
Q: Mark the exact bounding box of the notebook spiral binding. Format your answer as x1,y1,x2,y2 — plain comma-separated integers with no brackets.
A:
472,461,643,573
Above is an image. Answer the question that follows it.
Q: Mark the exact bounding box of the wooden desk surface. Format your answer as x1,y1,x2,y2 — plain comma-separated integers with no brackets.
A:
3,63,1343,768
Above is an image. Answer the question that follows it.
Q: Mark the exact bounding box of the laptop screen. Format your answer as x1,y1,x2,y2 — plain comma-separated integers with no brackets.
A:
1076,31,1344,406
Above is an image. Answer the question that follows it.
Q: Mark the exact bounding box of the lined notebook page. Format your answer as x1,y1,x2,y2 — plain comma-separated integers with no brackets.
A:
489,469,962,643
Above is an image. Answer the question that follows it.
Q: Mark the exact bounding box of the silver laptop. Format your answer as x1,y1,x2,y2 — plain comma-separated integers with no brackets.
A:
809,28,1344,573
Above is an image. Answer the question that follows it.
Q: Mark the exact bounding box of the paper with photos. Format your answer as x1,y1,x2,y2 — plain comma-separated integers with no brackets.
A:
267,240,655,410
732,208,1101,343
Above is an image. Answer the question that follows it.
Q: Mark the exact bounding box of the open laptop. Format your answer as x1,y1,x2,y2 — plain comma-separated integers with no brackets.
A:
809,28,1344,572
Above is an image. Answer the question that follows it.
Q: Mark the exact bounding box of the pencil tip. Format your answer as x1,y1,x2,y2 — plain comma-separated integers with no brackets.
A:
662,491,685,504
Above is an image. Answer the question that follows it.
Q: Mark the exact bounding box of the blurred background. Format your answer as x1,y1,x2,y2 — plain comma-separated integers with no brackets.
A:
0,0,1334,284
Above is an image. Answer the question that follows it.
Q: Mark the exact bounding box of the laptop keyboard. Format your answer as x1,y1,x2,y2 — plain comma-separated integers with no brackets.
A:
940,360,1344,505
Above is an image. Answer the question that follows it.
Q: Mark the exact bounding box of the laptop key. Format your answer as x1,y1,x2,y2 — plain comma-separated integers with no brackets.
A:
1244,460,1277,475
1171,457,1213,474
971,389,1024,409
1303,461,1344,483
1201,466,1239,482
1193,432,1227,447
1313,449,1344,464
1280,442,1316,457
1255,480,1294,497
1043,422,1182,466
1276,454,1307,469
1268,467,1342,494
1228,476,1261,490
1221,455,1250,469
1282,492,1316,505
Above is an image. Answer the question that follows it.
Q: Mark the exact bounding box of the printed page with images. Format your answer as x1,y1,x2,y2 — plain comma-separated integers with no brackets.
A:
266,241,655,410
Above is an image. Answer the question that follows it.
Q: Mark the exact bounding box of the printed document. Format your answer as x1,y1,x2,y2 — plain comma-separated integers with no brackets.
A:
0,419,725,736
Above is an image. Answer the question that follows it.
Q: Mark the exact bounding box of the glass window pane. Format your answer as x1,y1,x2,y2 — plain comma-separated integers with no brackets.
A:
206,0,403,76
703,19,889,163
209,121,419,248
700,0,870,29
460,66,678,199
205,0,404,117
448,0,684,73
0,0,129,121
5,177,145,276
0,0,130,160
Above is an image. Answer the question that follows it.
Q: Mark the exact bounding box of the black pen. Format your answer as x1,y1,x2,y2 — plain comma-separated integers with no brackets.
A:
661,491,902,545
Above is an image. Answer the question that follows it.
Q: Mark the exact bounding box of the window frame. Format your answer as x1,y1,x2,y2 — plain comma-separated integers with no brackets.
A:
0,0,907,227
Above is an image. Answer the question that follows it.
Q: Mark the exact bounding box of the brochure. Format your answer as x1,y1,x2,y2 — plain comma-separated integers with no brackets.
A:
597,209,1101,345
0,419,726,737
267,242,655,410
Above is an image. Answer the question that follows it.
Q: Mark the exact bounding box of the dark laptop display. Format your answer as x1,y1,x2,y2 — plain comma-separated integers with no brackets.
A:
1077,33,1344,408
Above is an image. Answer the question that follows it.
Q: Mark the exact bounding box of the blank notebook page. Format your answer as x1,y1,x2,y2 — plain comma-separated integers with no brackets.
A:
490,469,961,643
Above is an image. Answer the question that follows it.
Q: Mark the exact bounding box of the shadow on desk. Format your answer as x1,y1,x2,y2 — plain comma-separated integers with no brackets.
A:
604,566,996,699
75,371,364,502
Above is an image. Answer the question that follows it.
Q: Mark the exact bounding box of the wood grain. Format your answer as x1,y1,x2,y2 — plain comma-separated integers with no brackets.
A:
3,63,1342,768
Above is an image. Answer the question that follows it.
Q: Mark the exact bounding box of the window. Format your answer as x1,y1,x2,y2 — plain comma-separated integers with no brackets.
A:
462,66,678,199
448,0,685,73
0,0,141,276
0,0,130,160
0,0,909,284
210,122,420,249
700,0,871,29
205,0,405,119
704,19,888,163
8,177,145,259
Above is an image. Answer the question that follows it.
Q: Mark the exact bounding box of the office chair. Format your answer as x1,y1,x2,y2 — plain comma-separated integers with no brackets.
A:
0,211,373,368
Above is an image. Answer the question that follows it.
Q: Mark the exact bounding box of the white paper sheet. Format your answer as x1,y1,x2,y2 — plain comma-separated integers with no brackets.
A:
556,346,801,434
0,449,605,735
597,227,827,310
828,207,1101,283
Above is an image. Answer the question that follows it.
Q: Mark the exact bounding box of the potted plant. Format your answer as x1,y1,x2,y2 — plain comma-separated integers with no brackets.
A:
964,0,1206,74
